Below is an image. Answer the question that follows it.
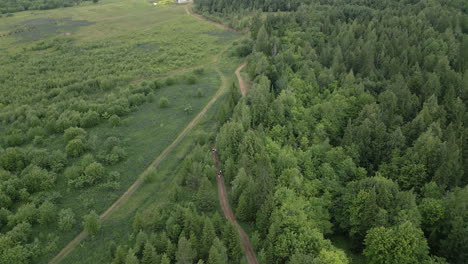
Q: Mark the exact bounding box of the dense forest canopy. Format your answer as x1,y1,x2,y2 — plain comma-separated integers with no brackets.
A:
0,0,467,262
192,0,468,263
0,0,96,14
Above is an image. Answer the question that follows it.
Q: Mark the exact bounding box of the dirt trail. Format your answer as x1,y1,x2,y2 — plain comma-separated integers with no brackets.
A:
235,62,248,96
211,148,258,264
208,61,257,264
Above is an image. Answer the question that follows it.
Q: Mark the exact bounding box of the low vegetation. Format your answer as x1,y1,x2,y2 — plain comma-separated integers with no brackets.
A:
0,1,239,263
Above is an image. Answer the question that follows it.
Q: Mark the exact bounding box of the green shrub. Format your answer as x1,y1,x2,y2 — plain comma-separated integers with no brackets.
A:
21,165,56,193
81,111,100,128
66,139,85,157
159,96,169,108
153,80,163,90
0,147,25,172
195,88,204,97
165,78,176,86
194,68,205,75
83,211,101,236
109,115,121,127
64,127,86,142
184,104,193,114
185,75,197,85
84,162,107,184
58,209,75,232
128,93,146,107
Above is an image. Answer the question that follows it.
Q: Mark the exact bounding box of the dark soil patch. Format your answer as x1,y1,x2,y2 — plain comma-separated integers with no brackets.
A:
1,17,95,42
203,30,237,41
134,41,159,51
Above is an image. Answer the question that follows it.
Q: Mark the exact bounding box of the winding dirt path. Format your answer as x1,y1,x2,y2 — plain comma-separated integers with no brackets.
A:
211,148,258,264
208,61,257,264
235,62,248,96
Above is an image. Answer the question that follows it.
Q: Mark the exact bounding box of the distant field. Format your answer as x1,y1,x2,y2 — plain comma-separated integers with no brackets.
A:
0,1,240,263
0,0,238,96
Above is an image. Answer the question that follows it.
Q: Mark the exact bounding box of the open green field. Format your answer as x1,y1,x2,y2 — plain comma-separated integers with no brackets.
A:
59,47,245,264
0,1,242,263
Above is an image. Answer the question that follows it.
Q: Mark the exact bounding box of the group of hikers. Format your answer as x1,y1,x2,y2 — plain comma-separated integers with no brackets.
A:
212,148,222,178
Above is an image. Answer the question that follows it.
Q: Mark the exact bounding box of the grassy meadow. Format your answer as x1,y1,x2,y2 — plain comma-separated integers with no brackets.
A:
59,45,246,264
0,0,242,263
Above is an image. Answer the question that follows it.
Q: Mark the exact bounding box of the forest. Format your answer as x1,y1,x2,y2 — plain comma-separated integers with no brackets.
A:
192,0,467,263
0,0,97,14
0,0,467,263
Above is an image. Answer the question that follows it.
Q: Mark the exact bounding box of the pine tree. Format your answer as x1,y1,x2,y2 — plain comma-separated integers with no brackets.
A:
223,222,243,262
176,236,194,264
160,254,170,264
141,242,159,264
255,26,270,55
208,238,228,264
125,249,139,264
201,218,216,259
112,246,126,264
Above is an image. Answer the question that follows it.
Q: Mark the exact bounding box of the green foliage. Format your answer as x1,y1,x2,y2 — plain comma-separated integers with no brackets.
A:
195,177,216,212
176,236,195,264
159,97,170,108
66,138,86,157
81,111,100,128
125,249,139,264
8,203,37,226
312,249,349,264
364,222,430,264
0,148,25,172
84,162,107,184
141,242,159,264
58,209,75,232
109,115,121,127
201,219,216,259
222,222,242,262
83,210,101,236
161,254,170,264
208,238,228,264
0,0,97,13
38,201,56,226
64,127,86,142
255,26,270,55
184,104,193,115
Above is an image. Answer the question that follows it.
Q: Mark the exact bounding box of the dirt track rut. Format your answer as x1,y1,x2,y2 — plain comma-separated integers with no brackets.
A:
211,147,258,264
235,62,248,96
209,62,258,264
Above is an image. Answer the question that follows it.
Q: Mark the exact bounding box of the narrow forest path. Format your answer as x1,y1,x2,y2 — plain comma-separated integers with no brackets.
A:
208,62,258,264
211,147,258,264
235,62,248,96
